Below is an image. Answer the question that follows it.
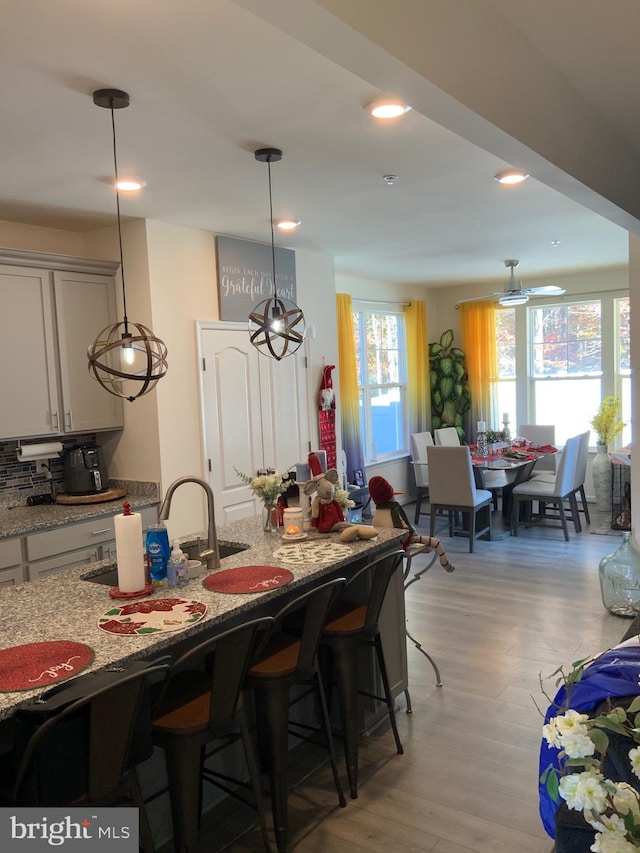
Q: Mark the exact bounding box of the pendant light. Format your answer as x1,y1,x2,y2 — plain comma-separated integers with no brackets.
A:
248,148,305,361
87,88,168,402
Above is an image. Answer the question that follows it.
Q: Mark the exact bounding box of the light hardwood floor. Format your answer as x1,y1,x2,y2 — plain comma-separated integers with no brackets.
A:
175,507,629,852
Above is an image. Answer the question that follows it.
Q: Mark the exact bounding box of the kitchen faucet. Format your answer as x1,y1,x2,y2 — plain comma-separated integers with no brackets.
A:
158,476,220,570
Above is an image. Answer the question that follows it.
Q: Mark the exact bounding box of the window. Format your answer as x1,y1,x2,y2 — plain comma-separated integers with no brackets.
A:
352,306,407,463
616,297,631,447
495,307,516,429
530,300,602,445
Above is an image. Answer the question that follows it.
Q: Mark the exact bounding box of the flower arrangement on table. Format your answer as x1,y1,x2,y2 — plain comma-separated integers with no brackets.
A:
234,466,290,513
591,396,626,447
540,657,640,851
485,428,510,444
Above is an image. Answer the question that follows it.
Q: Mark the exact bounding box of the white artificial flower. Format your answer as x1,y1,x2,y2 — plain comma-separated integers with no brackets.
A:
559,772,585,811
613,781,640,818
560,770,607,813
590,828,637,853
559,731,596,759
555,709,591,736
628,747,640,781
543,719,561,748
588,812,627,835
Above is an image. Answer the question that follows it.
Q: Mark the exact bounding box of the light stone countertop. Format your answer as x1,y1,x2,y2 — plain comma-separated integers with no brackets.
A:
0,480,159,540
0,517,406,720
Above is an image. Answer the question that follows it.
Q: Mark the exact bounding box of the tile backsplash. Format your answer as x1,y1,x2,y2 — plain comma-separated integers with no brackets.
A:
0,435,99,496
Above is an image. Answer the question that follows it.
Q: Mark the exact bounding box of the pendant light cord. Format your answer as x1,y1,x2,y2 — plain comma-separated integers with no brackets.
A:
109,100,129,334
267,156,277,292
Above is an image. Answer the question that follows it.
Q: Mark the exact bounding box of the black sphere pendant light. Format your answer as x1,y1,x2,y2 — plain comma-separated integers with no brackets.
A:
87,88,168,402
248,148,305,361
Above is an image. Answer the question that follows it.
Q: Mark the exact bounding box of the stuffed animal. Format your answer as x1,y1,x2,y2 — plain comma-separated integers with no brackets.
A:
369,475,455,572
303,453,378,540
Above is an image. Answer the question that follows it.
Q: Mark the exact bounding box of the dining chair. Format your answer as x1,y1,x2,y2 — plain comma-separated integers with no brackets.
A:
320,550,406,799
152,617,275,853
244,578,347,853
410,431,434,523
427,445,493,552
511,433,582,540
6,659,171,853
518,424,557,473
528,430,591,528
434,426,461,446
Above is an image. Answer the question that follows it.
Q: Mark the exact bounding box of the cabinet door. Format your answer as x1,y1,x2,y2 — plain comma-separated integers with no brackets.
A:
53,270,124,432
0,266,59,438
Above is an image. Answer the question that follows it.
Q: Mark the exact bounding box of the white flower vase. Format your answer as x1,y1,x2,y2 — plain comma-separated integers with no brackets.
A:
592,443,612,515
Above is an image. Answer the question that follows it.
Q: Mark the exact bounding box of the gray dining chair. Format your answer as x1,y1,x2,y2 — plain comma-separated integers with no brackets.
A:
434,427,461,446
518,424,557,474
511,433,582,540
427,445,493,552
410,431,434,523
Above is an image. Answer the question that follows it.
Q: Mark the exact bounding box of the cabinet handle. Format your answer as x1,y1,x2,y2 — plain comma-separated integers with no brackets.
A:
91,528,111,536
65,410,73,430
52,411,59,431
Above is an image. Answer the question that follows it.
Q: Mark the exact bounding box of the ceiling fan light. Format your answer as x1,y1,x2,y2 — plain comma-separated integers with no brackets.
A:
276,219,301,231
115,178,147,192
499,293,529,306
365,98,411,119
494,169,529,185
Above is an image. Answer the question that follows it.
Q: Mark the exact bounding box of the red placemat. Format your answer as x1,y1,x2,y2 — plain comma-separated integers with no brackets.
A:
0,640,94,692
203,565,293,594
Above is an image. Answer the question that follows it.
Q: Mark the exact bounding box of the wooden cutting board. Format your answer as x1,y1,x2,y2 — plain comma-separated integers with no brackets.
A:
55,486,127,505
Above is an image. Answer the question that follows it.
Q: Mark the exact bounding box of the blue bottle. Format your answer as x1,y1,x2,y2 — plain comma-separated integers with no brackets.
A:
146,523,170,585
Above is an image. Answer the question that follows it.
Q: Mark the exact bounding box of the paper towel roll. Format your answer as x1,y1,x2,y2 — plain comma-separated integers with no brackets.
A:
114,505,146,593
16,442,63,462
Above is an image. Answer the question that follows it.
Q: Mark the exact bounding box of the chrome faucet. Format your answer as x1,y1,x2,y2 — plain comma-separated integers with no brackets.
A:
158,476,220,570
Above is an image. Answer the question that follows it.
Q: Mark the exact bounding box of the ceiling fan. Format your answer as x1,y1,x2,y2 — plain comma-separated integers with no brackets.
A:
456,260,566,308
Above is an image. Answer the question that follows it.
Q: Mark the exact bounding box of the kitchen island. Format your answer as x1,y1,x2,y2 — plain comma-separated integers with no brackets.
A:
0,517,407,721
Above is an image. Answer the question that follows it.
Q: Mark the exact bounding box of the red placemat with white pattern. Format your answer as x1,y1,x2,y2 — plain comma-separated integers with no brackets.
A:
0,640,94,692
203,565,293,594
98,598,207,635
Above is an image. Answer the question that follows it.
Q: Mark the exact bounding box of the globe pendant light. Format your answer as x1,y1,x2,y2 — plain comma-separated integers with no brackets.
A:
248,148,305,361
87,88,168,402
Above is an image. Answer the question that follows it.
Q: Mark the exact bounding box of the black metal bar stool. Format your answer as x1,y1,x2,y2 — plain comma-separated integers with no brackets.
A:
244,577,347,853
320,550,405,799
152,617,274,853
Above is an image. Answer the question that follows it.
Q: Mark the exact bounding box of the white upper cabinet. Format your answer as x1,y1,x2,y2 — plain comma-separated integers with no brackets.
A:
0,250,124,440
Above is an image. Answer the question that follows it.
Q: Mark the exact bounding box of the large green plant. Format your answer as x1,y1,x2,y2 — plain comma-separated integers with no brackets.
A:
429,329,471,443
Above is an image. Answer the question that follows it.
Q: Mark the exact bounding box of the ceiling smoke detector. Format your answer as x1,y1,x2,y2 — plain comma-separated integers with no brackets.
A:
383,174,397,186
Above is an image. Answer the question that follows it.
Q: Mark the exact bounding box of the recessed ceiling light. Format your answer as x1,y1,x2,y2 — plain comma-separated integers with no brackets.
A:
115,178,147,191
494,169,529,185
276,219,301,231
365,98,411,119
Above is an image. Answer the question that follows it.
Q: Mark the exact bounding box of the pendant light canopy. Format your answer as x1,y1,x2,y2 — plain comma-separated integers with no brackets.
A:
248,148,305,361
87,88,168,402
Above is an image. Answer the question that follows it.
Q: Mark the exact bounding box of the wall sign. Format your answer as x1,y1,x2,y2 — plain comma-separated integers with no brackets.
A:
216,235,297,322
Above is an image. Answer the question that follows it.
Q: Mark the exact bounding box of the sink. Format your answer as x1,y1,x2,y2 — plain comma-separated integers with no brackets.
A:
81,541,249,586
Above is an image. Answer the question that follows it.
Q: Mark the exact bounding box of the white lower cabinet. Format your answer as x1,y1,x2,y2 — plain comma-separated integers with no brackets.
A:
24,505,158,583
0,538,25,587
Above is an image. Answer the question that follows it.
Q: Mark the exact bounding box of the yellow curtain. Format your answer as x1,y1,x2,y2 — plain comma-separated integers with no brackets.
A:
458,300,498,429
336,294,364,480
404,300,429,434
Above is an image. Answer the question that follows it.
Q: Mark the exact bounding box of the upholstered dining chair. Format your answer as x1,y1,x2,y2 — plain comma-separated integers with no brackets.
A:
511,432,582,540
528,430,591,529
410,431,434,523
518,424,557,474
427,445,493,552
434,426,461,446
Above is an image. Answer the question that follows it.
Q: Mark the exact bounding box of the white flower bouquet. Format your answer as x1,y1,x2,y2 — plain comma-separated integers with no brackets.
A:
334,487,356,513
234,466,289,504
541,659,640,850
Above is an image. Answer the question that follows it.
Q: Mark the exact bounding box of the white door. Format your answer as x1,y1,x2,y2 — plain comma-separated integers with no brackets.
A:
199,322,310,524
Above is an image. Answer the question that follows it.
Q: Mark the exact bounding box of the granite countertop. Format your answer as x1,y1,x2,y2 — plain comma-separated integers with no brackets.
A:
0,517,406,720
0,480,160,540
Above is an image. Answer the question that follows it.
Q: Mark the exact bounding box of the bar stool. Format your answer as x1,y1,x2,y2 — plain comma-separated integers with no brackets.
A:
152,617,274,853
244,577,347,853
320,550,406,799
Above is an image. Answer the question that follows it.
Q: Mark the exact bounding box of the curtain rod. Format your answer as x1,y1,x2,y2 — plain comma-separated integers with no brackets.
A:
353,298,412,307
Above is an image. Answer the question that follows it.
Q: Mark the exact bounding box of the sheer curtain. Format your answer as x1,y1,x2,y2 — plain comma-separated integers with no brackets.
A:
459,300,498,431
404,300,429,434
336,294,365,482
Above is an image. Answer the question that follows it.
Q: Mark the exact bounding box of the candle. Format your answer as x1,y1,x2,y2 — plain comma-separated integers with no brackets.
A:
477,421,486,433
502,413,510,423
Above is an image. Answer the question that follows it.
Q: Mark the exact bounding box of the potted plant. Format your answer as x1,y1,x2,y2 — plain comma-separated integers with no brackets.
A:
590,397,626,514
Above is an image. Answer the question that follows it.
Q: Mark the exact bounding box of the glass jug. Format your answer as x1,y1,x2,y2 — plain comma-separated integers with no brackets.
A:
598,533,640,617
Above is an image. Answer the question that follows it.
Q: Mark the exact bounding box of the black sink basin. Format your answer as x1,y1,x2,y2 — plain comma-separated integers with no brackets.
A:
82,541,249,586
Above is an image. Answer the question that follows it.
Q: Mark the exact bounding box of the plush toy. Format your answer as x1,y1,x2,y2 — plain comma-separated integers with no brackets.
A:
368,475,455,572
303,453,378,540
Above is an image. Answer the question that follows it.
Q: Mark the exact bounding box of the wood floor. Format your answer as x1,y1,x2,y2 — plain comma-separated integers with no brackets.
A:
170,506,629,852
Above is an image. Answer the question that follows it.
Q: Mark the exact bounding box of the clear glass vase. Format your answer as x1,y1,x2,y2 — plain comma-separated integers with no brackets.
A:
262,502,280,534
598,532,640,617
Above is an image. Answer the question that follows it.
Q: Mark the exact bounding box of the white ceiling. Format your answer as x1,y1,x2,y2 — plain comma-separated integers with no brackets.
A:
0,0,637,286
